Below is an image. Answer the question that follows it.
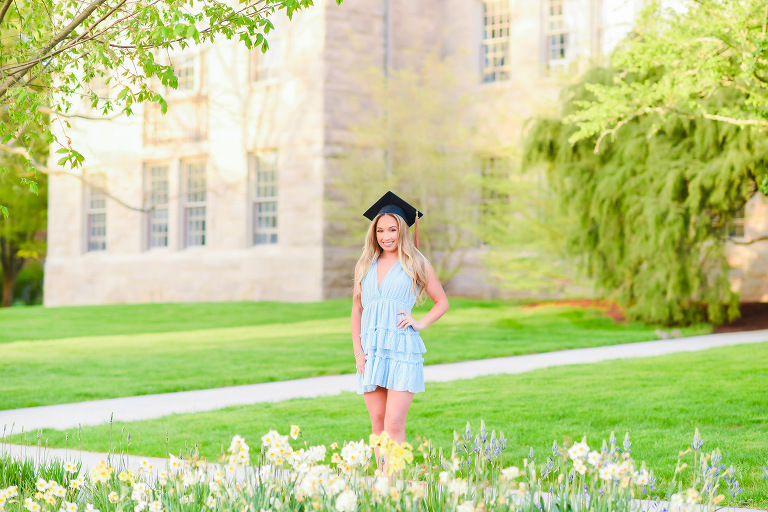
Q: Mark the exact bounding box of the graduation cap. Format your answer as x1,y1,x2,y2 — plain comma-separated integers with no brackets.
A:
363,191,423,248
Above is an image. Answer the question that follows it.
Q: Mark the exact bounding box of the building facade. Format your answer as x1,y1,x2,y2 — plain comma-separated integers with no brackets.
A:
44,0,768,305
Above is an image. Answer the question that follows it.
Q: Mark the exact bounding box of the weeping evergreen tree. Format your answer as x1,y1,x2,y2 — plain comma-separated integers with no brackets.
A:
525,67,768,326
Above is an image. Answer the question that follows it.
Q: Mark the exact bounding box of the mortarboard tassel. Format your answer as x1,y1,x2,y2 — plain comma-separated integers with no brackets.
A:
415,211,419,249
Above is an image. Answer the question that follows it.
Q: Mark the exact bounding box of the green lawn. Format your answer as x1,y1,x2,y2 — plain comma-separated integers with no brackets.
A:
0,300,356,343
0,300,708,410
12,342,768,508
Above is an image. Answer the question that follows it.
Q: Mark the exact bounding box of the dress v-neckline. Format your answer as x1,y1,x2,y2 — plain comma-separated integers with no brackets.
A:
376,259,399,290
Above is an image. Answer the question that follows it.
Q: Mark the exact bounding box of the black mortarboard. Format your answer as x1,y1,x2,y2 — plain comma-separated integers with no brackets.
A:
363,191,423,227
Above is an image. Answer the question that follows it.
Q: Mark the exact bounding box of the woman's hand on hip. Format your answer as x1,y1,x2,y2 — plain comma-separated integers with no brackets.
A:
355,353,367,375
396,311,424,331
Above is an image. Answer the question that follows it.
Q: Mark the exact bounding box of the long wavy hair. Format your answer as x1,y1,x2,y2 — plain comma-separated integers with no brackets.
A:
353,213,429,304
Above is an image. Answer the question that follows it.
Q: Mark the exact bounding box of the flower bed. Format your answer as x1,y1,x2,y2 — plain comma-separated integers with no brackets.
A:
1,423,761,512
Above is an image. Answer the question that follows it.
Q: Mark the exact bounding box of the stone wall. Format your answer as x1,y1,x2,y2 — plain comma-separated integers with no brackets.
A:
727,194,768,302
44,5,328,305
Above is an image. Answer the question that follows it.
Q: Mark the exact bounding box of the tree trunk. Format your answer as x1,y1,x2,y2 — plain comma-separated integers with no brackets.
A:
0,236,23,307
1,270,16,307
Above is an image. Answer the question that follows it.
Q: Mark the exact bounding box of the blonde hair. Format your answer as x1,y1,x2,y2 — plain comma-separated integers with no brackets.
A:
353,213,429,304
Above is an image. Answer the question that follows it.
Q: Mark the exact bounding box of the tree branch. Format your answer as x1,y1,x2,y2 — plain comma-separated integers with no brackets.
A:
0,0,110,98
0,0,14,25
593,106,768,153
725,235,768,245
0,142,148,213
593,108,648,153
38,106,125,120
81,0,274,51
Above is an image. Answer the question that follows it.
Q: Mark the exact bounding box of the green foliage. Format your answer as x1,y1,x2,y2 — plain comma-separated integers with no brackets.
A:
568,0,768,150
0,260,44,306
0,119,48,307
0,0,331,200
476,156,591,296
0,453,76,498
328,50,515,283
525,67,767,326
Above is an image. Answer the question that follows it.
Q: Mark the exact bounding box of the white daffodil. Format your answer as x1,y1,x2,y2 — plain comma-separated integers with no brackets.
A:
501,466,520,480
334,489,357,512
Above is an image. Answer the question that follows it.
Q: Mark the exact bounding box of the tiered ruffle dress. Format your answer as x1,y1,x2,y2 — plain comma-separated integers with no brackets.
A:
356,258,426,394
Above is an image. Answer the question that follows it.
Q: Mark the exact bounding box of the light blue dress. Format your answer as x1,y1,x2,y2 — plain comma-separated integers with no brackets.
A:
356,258,426,394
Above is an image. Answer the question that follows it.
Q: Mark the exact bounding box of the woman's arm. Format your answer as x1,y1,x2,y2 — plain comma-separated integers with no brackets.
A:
397,261,449,331
351,290,366,375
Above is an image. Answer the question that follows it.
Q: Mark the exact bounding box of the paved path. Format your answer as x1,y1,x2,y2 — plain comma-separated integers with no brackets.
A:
2,329,767,434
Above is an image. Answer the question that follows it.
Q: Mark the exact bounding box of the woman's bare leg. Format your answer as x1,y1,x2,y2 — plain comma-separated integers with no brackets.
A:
384,390,414,443
381,390,414,478
364,387,388,469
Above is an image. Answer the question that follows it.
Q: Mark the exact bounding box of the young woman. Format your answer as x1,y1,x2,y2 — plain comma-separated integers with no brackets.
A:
351,191,449,456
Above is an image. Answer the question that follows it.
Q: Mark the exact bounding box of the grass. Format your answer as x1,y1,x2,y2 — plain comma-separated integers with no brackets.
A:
0,300,355,343
0,299,709,410
12,342,768,508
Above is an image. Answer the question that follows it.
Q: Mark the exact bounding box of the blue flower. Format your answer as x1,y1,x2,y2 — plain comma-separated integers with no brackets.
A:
729,479,743,498
552,440,559,457
540,458,555,479
691,428,703,451
622,433,631,453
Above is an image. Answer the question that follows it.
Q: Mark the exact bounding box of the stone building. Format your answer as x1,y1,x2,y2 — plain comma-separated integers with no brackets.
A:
44,0,768,305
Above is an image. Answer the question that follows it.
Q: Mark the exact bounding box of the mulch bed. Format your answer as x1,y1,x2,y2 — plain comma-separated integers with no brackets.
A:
524,300,768,333
714,302,768,333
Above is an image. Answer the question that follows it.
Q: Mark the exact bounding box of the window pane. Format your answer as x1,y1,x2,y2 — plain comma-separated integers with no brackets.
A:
482,1,511,83
88,213,107,251
249,152,279,245
182,161,207,248
150,208,169,248
251,19,282,82
546,0,568,64
144,165,170,249
85,174,107,252
186,206,206,246
185,162,207,203
171,54,196,91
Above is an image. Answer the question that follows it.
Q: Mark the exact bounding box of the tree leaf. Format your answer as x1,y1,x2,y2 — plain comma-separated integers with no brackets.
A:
0,205,8,219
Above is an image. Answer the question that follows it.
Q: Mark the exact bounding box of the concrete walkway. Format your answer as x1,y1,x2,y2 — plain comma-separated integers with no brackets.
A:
2,329,767,434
